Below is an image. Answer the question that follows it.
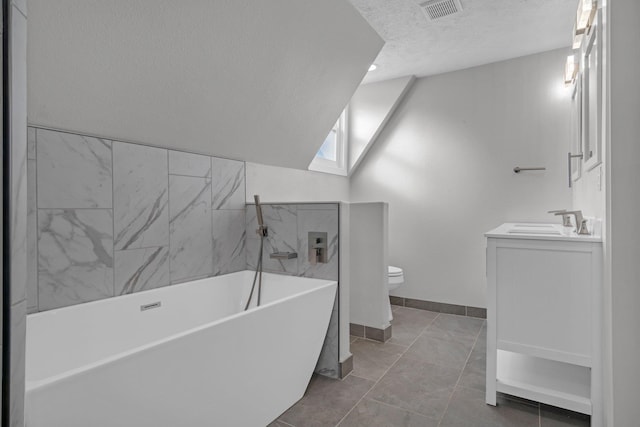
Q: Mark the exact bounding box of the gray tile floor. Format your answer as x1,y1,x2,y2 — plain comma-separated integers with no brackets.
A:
270,306,591,427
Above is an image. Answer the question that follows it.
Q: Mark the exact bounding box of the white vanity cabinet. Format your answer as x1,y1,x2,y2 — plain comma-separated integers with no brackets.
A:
485,223,602,425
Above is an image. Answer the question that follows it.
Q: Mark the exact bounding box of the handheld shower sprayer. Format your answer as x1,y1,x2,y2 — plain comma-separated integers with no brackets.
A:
245,195,267,311
254,195,267,237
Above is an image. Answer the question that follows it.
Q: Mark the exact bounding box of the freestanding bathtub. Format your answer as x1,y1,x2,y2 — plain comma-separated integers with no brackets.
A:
25,271,337,427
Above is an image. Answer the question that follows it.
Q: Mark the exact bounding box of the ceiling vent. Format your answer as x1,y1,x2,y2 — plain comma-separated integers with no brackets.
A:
419,0,463,21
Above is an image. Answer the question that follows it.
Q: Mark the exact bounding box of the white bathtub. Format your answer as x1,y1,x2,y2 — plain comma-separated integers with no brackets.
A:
25,271,337,427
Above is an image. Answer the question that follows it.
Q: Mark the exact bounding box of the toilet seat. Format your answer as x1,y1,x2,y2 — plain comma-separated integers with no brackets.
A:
387,265,404,287
388,266,403,277
386,266,404,322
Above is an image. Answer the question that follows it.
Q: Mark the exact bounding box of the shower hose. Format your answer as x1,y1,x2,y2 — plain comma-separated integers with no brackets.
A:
244,234,264,311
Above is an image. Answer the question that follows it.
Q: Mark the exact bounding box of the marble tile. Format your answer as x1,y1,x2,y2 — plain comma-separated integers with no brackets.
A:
367,356,459,421
37,129,112,208
113,142,169,250
169,176,213,282
297,203,340,210
212,210,246,275
439,387,539,427
340,398,439,427
297,206,339,281
169,150,211,177
349,339,407,381
115,246,170,295
211,157,245,209
246,204,298,275
27,160,38,311
10,300,26,427
279,374,374,427
11,117,28,305
38,209,114,310
27,126,36,159
403,334,474,370
315,293,340,378
422,313,484,345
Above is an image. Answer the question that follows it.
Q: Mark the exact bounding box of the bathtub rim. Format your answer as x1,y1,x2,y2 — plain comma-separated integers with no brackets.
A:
26,271,337,392
28,270,250,322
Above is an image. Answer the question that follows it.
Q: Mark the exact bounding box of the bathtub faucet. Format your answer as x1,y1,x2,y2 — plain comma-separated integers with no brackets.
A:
254,195,268,237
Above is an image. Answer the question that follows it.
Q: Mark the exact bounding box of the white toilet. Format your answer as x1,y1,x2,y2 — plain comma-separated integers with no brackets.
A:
387,265,404,321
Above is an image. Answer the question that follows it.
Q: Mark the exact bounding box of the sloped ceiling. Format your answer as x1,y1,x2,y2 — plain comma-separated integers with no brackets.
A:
27,0,384,169
348,75,415,174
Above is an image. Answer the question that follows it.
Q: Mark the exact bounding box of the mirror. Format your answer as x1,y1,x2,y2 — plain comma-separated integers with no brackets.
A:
570,73,583,182
582,8,602,171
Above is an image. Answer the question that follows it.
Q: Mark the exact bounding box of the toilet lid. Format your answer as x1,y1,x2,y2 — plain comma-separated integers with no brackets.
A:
388,266,403,277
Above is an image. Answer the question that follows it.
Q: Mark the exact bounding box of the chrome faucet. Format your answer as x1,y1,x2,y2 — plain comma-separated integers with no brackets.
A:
548,209,572,227
554,210,590,235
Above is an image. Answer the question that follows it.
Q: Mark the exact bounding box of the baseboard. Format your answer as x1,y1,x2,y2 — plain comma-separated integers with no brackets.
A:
349,323,392,342
339,355,353,378
389,296,487,319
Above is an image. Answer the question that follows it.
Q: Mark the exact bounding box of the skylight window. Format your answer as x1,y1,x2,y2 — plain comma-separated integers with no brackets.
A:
317,128,338,162
309,110,347,176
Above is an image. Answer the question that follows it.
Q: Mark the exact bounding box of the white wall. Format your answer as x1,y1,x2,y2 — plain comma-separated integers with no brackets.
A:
338,202,351,365
608,0,640,424
245,163,350,203
572,165,605,218
350,49,573,308
27,0,383,170
349,203,389,330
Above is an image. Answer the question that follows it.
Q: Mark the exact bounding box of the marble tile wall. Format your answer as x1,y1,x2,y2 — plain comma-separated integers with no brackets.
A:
26,127,246,312
245,203,341,378
245,203,339,280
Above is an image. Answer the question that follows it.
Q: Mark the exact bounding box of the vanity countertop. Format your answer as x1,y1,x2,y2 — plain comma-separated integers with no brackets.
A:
485,222,602,243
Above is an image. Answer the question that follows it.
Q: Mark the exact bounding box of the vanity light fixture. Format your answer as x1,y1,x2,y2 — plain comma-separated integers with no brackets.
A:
368,63,378,72
564,55,578,85
576,0,597,34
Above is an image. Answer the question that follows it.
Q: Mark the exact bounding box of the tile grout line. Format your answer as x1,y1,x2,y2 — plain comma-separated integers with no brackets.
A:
436,319,485,427
366,395,441,422
34,129,40,312
110,140,116,299
539,405,542,427
334,313,441,426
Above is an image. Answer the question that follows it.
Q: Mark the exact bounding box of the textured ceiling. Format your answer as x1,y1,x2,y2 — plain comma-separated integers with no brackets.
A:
350,0,576,83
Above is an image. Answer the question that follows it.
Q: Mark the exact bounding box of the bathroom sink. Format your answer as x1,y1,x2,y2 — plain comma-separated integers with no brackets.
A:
485,222,602,242
506,224,562,235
